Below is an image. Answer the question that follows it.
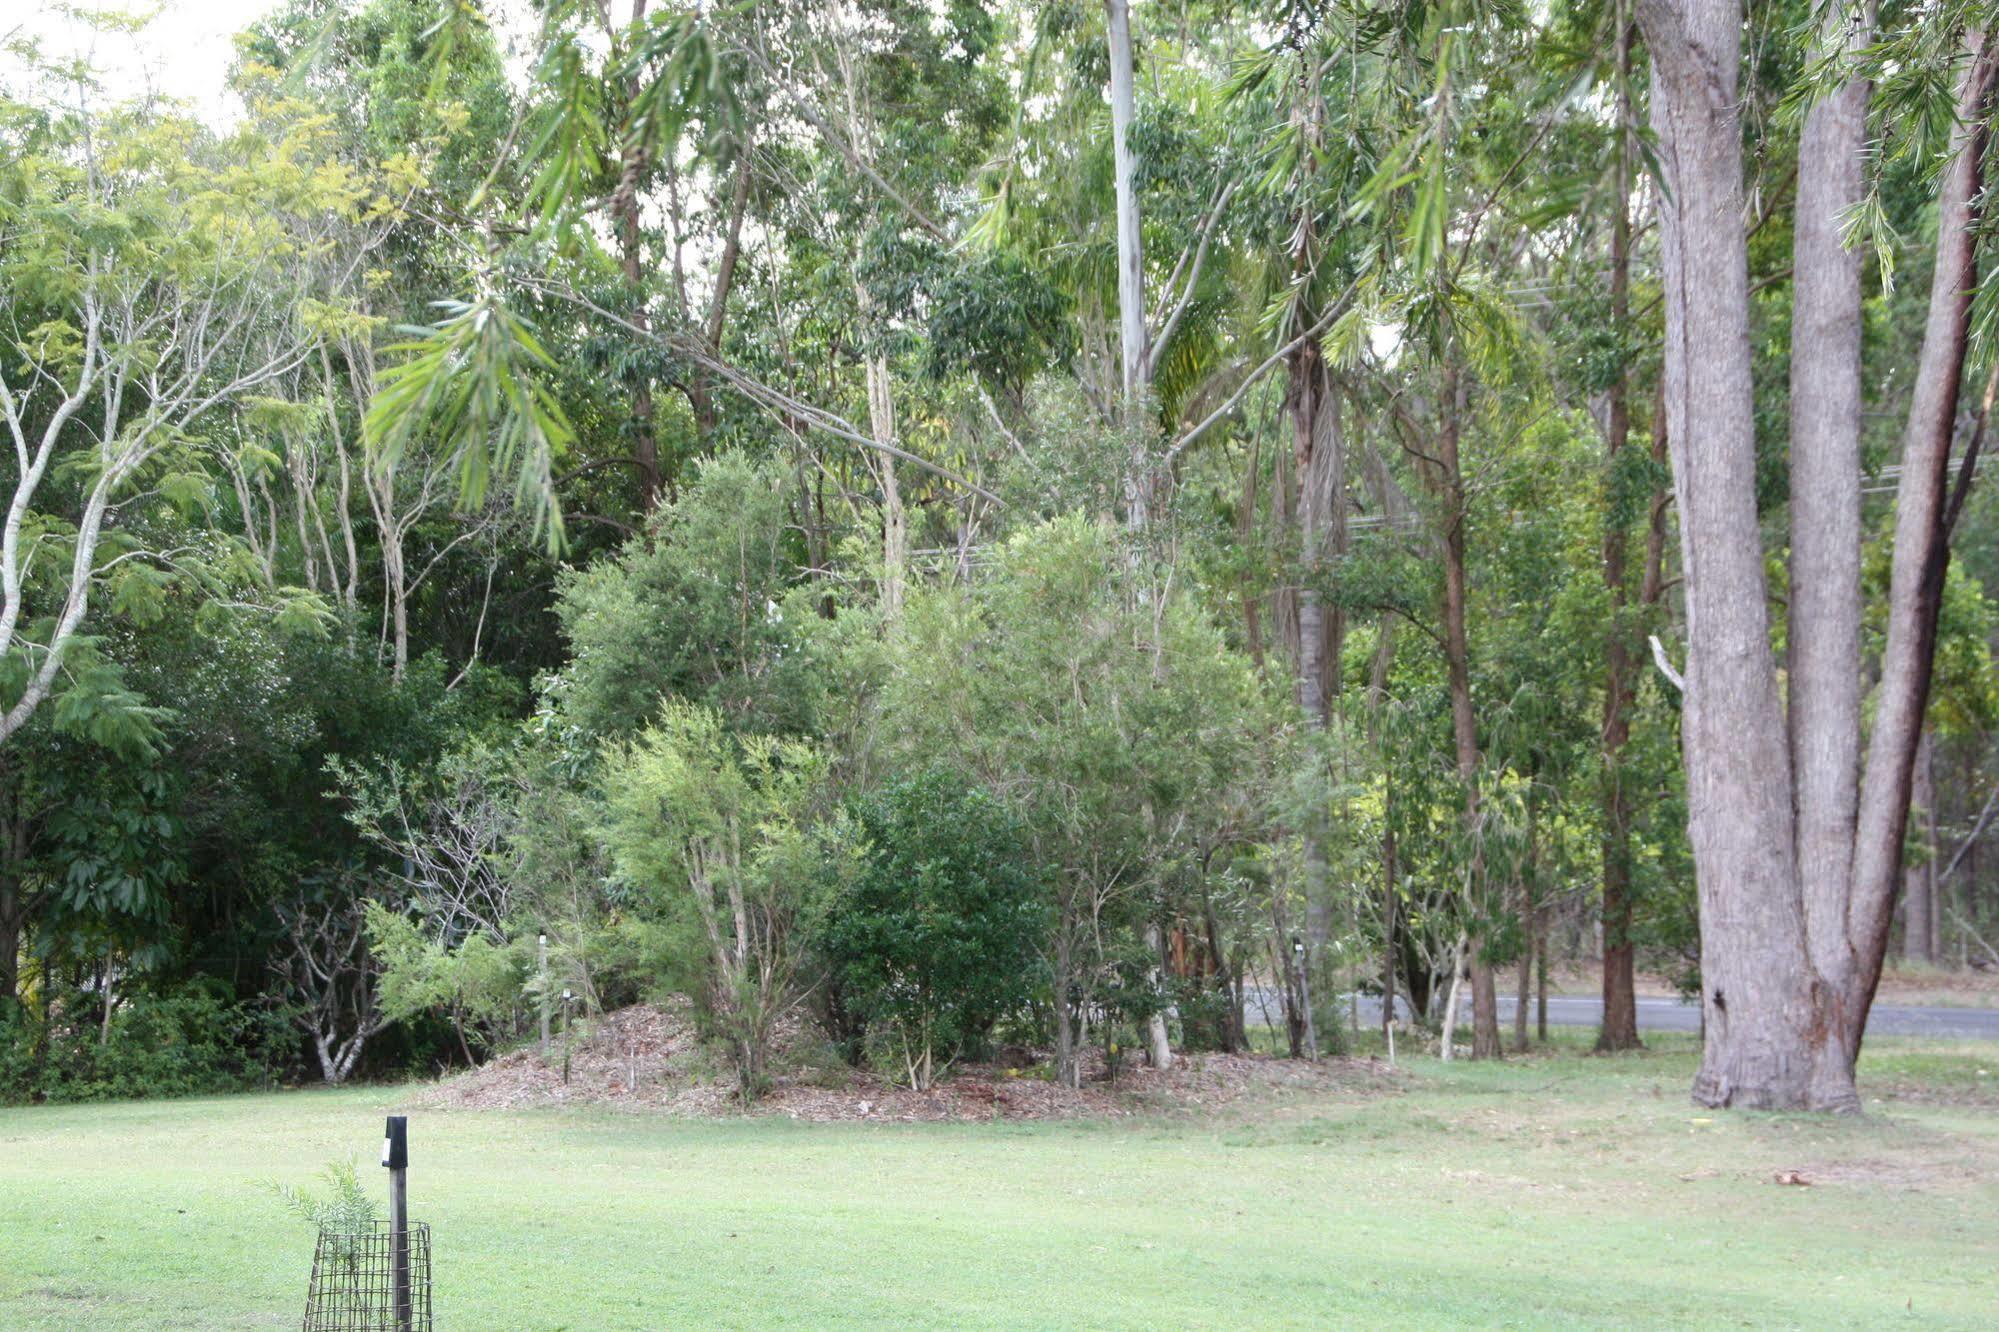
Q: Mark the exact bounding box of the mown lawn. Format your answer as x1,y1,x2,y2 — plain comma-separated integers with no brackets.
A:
1,1034,1993,1329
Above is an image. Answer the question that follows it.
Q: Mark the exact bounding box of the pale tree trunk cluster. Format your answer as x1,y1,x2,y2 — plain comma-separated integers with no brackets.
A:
0,280,314,745
1642,0,1992,1109
682,831,798,1105
272,897,386,1085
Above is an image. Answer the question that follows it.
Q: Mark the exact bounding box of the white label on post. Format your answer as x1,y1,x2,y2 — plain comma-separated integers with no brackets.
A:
381,1138,392,1166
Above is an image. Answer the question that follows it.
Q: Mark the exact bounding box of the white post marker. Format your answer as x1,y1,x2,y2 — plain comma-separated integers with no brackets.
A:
382,1115,411,1332
1292,936,1319,1062
538,934,550,1057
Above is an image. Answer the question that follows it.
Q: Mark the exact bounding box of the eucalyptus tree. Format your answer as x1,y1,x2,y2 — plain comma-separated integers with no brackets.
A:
0,67,364,748
1641,0,1996,1108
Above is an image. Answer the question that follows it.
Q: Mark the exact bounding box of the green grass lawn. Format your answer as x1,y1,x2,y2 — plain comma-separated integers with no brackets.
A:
2,1035,1993,1329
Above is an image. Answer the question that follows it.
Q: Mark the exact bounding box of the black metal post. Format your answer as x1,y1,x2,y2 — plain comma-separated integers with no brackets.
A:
383,1115,411,1332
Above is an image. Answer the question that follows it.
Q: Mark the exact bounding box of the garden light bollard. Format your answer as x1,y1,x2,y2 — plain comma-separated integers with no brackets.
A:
381,1115,412,1332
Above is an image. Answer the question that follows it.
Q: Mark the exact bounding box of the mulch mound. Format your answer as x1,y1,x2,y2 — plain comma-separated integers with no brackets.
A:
408,1000,1396,1121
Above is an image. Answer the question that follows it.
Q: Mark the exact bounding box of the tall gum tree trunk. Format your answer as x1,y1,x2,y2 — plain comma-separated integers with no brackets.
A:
1292,341,1345,949
1597,0,1643,1053
686,154,752,444
857,284,906,620
1105,0,1147,411
1104,0,1156,528
1640,0,1849,1109
1789,0,1873,1036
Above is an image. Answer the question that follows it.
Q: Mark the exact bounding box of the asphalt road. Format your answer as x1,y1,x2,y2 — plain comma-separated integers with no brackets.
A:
1248,990,1999,1040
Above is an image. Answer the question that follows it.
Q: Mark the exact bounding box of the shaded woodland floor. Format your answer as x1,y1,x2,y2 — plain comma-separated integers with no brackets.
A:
1,1033,1992,1329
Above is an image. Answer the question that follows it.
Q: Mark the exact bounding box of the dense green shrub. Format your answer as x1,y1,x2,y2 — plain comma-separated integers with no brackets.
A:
810,771,1046,1089
0,982,292,1104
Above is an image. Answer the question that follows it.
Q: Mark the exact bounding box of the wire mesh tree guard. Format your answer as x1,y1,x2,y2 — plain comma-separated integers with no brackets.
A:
301,1221,432,1331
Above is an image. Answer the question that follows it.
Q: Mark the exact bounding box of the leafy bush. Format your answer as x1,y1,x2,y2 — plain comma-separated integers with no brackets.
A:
553,453,831,740
365,903,530,1063
809,771,1046,1089
0,981,292,1104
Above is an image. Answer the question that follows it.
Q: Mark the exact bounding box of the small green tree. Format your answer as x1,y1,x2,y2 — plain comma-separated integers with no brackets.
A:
812,772,1044,1089
598,702,821,1102
874,513,1271,1086
552,454,829,741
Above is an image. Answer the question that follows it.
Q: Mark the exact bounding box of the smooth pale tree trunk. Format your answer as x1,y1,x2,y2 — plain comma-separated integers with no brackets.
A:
857,301,906,620
318,346,362,611
373,475,412,680
1105,0,1146,408
1381,825,1399,1043
1054,927,1081,1089
1104,0,1156,530
1144,924,1173,1070
1438,935,1466,1060
1641,0,1850,1109
1102,1,1182,1071
1597,0,1643,1054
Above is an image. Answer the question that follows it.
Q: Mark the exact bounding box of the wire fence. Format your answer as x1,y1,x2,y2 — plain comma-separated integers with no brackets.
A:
302,1222,432,1332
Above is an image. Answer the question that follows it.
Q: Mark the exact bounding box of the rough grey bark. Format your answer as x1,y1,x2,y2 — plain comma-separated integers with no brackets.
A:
1287,48,1346,729
1293,348,1346,723
1292,345,1344,951
1645,1,1994,1110
1847,34,1999,1031
610,0,661,510
1641,0,1851,1110
1789,0,1873,1021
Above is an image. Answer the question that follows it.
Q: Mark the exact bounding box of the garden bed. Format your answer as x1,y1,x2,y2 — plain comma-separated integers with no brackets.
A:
410,1000,1396,1121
